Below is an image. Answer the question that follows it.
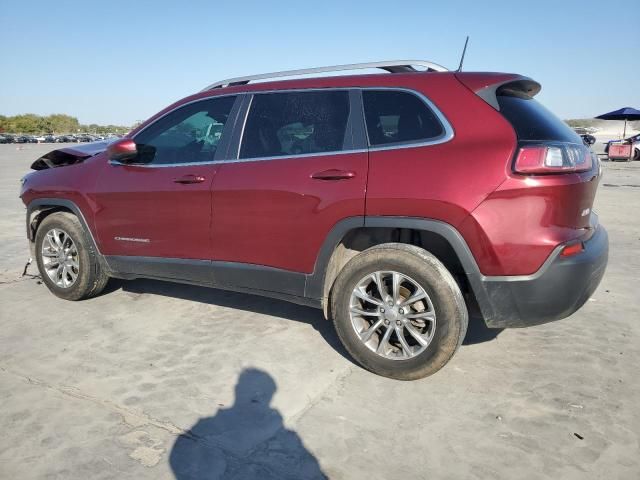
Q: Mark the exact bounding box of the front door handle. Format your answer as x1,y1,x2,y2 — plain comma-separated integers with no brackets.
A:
173,174,206,184
311,169,356,180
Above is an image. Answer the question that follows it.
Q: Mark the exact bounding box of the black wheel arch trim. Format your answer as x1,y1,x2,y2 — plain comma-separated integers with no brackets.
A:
26,198,109,270
305,216,495,312
305,215,570,326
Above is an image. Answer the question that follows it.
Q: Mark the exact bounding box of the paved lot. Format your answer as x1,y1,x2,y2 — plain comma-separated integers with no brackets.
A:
1,144,639,479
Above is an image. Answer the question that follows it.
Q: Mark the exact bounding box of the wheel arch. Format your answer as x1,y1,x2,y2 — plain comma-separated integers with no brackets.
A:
306,217,495,323
27,198,103,259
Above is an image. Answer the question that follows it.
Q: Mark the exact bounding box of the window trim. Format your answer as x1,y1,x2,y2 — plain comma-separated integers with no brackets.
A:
360,87,455,151
230,87,453,163
112,86,454,168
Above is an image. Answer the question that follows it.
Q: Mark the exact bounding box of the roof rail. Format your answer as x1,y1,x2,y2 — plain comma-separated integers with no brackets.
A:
200,60,449,92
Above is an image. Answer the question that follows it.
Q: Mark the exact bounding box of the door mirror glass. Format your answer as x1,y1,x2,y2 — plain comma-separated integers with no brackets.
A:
107,139,139,163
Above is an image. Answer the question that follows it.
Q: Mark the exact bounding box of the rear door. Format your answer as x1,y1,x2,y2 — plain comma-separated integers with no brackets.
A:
93,95,239,260
210,89,368,276
361,89,456,220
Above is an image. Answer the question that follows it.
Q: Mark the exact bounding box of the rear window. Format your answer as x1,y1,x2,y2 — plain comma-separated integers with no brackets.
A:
498,93,581,143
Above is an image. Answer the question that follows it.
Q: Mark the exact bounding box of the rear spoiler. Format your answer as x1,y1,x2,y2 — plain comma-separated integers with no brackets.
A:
455,73,541,110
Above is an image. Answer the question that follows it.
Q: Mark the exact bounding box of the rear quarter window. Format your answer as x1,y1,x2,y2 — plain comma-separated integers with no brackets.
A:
362,90,445,147
497,93,582,144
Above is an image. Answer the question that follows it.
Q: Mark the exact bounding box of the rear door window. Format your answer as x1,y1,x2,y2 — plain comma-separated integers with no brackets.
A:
239,90,350,159
362,90,445,147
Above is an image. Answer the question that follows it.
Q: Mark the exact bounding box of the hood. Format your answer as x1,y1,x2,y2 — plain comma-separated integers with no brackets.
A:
30,140,113,170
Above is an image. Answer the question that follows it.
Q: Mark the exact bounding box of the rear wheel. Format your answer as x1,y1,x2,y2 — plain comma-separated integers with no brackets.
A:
331,243,468,380
35,212,109,301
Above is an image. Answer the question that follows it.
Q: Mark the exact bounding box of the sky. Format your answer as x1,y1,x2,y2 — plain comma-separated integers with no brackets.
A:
1,0,638,126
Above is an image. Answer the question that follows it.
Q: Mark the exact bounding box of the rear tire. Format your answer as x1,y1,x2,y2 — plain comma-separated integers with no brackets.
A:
330,243,468,380
35,212,109,301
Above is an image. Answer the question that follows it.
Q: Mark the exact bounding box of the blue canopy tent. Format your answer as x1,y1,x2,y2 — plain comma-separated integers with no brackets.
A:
596,107,640,139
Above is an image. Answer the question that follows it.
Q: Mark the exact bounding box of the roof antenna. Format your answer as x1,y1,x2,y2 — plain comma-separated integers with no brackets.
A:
457,36,470,72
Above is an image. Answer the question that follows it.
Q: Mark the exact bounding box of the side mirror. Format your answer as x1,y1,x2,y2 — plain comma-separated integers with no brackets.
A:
107,138,138,163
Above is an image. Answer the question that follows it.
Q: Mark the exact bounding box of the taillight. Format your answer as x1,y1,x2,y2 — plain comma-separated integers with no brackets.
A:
514,143,594,174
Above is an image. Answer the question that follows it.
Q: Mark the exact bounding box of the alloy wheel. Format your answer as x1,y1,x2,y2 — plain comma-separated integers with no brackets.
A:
349,271,436,360
41,228,80,288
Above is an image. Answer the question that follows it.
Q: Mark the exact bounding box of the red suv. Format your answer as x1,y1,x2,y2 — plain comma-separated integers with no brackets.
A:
20,60,608,380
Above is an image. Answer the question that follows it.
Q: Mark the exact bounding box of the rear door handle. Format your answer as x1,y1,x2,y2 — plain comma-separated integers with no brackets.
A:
311,169,356,180
173,174,206,184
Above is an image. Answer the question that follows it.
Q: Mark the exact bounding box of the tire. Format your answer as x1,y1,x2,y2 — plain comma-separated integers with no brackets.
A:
330,243,468,380
634,148,640,161
35,211,109,301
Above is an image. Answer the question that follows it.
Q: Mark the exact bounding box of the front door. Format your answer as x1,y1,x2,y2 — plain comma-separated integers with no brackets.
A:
93,95,238,260
210,89,368,275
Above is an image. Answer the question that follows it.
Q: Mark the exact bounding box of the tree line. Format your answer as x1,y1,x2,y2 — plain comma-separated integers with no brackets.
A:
0,113,130,135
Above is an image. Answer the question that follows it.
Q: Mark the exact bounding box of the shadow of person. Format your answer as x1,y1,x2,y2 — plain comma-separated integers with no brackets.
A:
169,368,327,480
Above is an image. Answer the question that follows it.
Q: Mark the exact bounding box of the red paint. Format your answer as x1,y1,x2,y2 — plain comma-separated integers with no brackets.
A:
210,152,367,273
458,168,600,275
107,138,137,162
91,158,217,259
20,70,603,278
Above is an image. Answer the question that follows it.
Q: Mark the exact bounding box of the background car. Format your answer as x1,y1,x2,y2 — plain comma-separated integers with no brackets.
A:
572,127,597,147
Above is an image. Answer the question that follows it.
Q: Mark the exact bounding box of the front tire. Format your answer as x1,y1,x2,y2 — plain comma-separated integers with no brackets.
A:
331,243,468,380
35,212,109,301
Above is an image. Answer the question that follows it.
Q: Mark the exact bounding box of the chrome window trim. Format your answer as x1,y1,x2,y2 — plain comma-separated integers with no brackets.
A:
110,148,370,168
110,159,222,168
228,148,369,164
113,86,454,168
234,87,454,162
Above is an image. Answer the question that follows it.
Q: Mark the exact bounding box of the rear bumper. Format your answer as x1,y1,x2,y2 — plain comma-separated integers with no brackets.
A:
476,225,608,328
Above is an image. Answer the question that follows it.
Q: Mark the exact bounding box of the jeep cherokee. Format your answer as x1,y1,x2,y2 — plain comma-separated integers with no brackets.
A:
20,60,608,380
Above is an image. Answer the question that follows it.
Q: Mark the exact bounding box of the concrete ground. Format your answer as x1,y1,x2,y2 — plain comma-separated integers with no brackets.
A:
0,143,638,480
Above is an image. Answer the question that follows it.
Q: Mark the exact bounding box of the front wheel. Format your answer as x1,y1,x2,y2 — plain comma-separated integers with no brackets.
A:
35,212,109,301
330,243,468,380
